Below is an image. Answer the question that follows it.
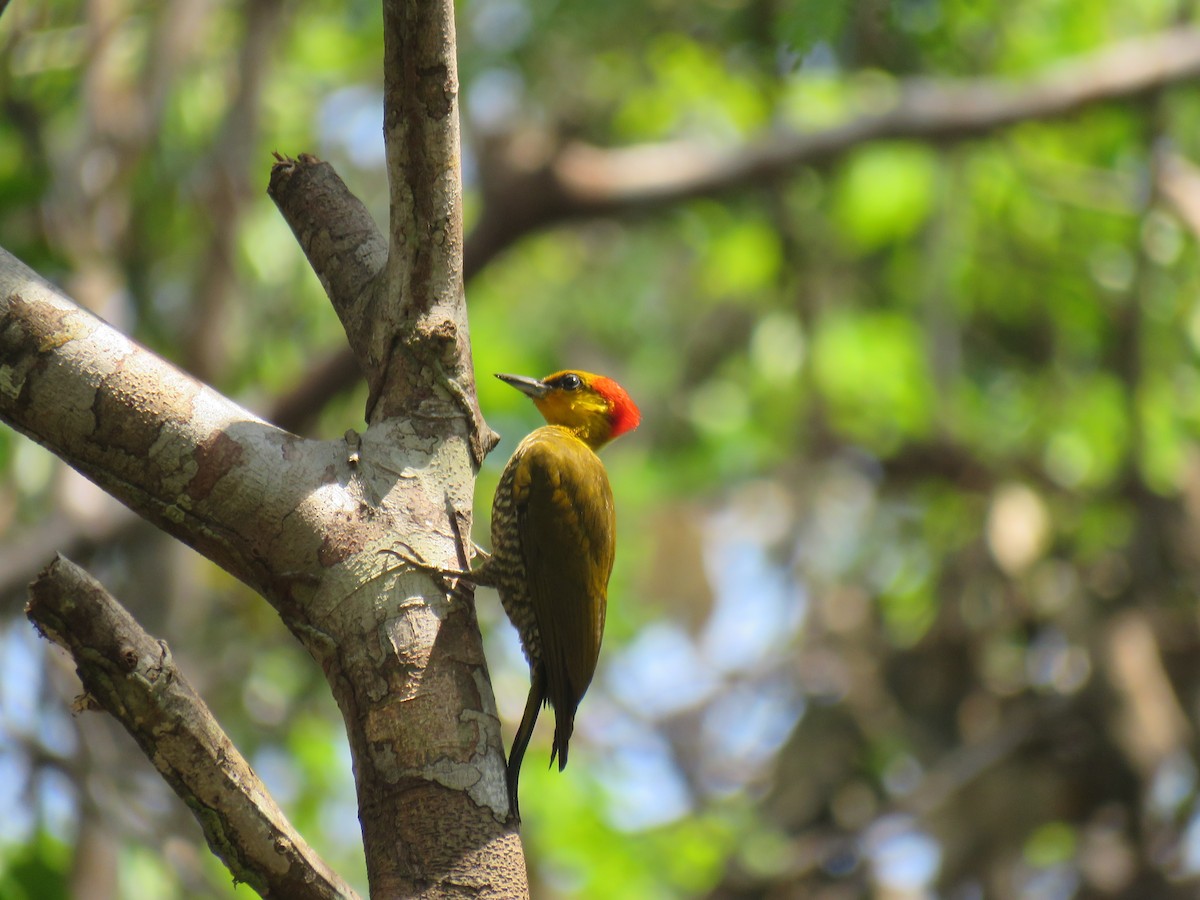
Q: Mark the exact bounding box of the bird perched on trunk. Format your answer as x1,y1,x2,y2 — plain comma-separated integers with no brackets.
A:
442,369,639,821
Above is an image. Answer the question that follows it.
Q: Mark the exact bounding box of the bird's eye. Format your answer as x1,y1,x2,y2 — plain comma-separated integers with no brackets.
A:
559,373,582,390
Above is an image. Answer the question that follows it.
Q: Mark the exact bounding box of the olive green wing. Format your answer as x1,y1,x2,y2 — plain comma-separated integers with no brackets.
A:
512,431,614,768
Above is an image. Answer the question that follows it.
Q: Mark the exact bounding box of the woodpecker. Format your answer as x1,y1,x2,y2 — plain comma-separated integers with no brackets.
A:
471,369,640,821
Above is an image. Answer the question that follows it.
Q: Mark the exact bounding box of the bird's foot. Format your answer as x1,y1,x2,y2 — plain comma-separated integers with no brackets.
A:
380,543,459,590
379,543,483,598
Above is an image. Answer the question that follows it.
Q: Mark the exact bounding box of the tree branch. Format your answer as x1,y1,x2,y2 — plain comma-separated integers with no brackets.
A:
268,153,387,368
0,247,341,600
26,555,361,900
6,0,524,893
263,2,521,893
468,26,1200,266
373,0,495,463
269,26,1200,420
272,0,498,460
381,0,463,325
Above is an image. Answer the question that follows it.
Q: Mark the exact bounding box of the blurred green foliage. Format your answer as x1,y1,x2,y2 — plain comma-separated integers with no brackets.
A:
5,0,1200,896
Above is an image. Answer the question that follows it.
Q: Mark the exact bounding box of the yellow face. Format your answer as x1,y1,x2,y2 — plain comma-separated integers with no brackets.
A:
495,369,639,449
532,371,616,446
534,372,606,420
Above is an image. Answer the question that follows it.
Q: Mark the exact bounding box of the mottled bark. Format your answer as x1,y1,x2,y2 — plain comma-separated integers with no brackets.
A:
26,556,359,900
2,0,527,894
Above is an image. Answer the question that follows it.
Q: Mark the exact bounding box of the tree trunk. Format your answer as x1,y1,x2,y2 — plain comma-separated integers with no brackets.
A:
2,0,529,895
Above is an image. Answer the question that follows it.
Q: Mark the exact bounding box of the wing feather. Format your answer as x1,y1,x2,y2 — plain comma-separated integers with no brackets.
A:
512,429,614,765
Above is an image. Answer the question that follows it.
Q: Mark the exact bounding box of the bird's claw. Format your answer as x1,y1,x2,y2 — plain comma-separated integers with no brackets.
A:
379,543,469,597
379,541,424,568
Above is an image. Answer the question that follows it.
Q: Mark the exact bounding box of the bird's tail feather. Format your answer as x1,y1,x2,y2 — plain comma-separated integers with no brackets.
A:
506,662,546,823
549,707,574,772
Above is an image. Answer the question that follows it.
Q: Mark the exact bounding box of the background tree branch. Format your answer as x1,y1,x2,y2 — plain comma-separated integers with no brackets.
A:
276,25,1200,421
469,25,1200,262
9,1,1200,897
26,555,359,900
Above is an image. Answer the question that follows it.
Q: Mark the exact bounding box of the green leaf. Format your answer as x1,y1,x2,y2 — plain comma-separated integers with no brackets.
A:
833,142,940,251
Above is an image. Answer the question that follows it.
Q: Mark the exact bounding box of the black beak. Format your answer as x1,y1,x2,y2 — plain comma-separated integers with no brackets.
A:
495,373,550,399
